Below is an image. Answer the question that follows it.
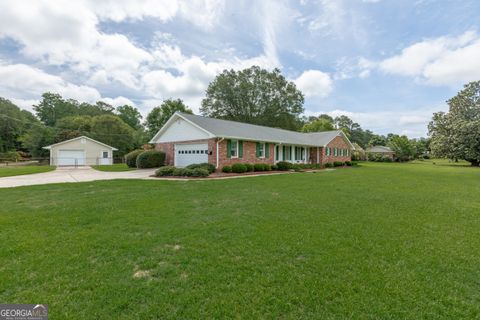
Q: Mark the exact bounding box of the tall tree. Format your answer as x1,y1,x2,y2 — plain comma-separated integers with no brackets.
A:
388,135,415,161
90,115,136,156
429,81,480,166
20,125,55,157
33,93,78,126
145,99,193,138
301,118,334,132
55,116,93,141
0,98,29,152
117,105,143,130
201,66,304,130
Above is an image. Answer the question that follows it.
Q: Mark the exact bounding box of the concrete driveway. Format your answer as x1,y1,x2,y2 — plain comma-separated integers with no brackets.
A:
0,166,157,188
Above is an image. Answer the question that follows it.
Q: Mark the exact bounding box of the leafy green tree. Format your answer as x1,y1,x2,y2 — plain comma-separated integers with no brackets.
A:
429,81,480,166
0,98,29,152
20,125,55,157
301,118,334,132
117,105,143,129
388,135,415,161
145,99,193,138
90,115,136,156
33,93,79,126
55,116,93,141
369,134,387,146
201,66,304,131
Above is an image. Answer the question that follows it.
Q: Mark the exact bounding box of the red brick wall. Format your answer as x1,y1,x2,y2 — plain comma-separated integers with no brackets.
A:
217,139,275,167
320,136,352,164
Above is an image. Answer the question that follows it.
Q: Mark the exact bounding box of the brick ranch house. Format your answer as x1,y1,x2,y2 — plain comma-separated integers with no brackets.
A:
150,112,354,168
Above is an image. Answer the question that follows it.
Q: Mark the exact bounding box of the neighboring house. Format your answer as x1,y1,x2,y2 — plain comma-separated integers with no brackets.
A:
352,143,366,160
150,112,354,168
366,145,395,160
43,136,117,166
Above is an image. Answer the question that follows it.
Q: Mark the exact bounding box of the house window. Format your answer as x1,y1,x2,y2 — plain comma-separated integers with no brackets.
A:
275,145,280,161
258,143,265,158
102,151,108,159
295,147,304,160
334,148,337,156
230,140,238,158
326,147,330,156
284,146,292,160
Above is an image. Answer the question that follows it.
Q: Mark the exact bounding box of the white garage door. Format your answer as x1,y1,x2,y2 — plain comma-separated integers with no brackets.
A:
57,150,85,166
175,143,208,167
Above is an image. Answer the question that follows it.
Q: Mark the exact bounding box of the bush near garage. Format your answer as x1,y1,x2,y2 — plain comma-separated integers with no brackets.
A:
155,166,176,176
222,166,232,173
124,150,143,168
186,163,216,174
136,150,165,168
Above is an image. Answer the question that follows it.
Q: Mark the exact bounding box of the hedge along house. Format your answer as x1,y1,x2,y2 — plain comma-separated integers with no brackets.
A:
43,136,117,166
150,112,354,169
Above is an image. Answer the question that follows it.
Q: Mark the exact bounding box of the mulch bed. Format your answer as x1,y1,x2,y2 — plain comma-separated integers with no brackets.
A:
150,167,346,180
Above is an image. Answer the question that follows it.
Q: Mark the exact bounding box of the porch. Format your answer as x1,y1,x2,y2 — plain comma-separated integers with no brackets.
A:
274,144,322,164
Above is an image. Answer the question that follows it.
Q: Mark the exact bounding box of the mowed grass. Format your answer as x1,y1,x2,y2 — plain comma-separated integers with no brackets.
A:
1,162,480,319
91,163,135,172
0,165,54,177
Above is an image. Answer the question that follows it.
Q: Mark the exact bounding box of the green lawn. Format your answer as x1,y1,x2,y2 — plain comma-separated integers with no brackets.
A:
1,162,480,319
91,163,135,172
0,165,54,177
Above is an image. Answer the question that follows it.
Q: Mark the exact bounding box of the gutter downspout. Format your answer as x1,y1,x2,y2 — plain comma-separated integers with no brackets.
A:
216,137,225,168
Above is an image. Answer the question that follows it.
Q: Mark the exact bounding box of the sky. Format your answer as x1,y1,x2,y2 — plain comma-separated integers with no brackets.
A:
0,0,479,137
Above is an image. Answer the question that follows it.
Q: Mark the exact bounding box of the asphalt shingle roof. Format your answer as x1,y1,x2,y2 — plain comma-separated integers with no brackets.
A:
179,112,346,147
366,145,394,153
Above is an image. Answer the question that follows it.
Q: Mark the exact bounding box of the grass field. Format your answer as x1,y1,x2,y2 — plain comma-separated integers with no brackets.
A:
91,163,135,172
1,161,479,319
0,165,54,177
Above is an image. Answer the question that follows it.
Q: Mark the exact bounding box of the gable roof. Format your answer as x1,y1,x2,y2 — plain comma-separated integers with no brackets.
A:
151,112,354,148
43,136,118,150
366,145,393,153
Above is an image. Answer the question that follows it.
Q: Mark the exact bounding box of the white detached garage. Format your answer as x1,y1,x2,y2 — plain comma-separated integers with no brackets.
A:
43,136,118,166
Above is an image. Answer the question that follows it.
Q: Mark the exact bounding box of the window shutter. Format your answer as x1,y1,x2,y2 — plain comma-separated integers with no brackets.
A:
226,139,231,158
282,146,286,160
239,141,243,158
265,143,269,158
256,142,260,157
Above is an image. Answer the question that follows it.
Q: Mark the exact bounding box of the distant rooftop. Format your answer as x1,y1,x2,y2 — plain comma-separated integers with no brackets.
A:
366,145,394,153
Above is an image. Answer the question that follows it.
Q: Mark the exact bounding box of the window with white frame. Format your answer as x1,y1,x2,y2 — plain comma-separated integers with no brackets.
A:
230,140,238,158
295,147,304,160
284,146,292,160
258,143,265,158
102,151,108,158
334,148,337,156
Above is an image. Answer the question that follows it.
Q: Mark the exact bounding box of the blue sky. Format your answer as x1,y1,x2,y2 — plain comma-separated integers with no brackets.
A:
0,0,479,137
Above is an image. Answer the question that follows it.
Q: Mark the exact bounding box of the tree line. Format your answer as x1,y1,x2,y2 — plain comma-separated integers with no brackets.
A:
1,66,434,161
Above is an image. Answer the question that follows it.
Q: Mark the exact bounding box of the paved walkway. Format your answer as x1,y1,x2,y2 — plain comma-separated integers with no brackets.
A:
0,166,157,188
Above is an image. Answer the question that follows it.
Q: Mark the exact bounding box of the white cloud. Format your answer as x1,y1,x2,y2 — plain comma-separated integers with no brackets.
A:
379,31,480,86
100,96,135,107
295,70,333,98
0,63,101,102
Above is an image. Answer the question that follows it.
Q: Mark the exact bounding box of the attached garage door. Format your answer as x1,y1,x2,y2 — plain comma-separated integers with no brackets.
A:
57,150,85,166
175,143,208,167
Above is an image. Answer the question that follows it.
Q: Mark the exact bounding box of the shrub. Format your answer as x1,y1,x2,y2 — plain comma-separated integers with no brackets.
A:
187,162,216,174
314,163,322,169
325,162,334,168
222,165,232,173
345,161,352,166
271,164,278,170
155,166,175,176
292,164,303,171
173,167,190,176
276,161,292,171
264,164,272,171
191,168,209,177
244,163,254,172
333,161,344,167
384,157,393,162
232,163,247,173
254,163,265,171
136,150,165,168
125,150,143,168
